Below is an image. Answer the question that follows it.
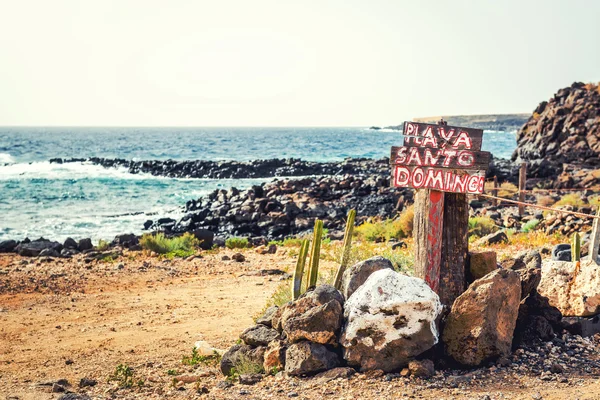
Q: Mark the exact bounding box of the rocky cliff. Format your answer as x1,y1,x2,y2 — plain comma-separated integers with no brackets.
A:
512,82,600,181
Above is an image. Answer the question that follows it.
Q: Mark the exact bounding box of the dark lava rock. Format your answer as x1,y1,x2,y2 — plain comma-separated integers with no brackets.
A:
552,244,572,261
256,306,279,327
77,238,93,251
220,344,266,376
0,240,17,253
39,248,60,258
475,230,508,246
192,229,214,250
239,374,263,385
232,253,245,262
562,315,600,337
16,238,62,257
240,324,279,347
79,378,97,387
63,237,78,249
112,234,138,248
285,341,340,376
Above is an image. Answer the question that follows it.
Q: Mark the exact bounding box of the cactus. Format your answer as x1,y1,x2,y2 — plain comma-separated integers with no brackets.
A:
572,232,581,262
308,219,324,289
292,239,310,300
333,209,356,290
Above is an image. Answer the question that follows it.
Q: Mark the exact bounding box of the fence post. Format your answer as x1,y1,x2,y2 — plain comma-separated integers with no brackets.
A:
492,176,499,206
590,208,600,263
518,163,527,216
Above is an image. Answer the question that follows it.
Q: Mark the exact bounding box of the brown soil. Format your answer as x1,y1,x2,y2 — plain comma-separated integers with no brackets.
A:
1,249,600,399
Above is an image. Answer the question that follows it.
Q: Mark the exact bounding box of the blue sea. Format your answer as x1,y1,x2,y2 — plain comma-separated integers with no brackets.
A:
0,127,517,242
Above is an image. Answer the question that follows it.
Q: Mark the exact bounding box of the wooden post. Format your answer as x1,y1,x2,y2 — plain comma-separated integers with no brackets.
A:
439,193,468,306
518,163,527,216
492,176,499,206
414,189,445,293
589,208,600,263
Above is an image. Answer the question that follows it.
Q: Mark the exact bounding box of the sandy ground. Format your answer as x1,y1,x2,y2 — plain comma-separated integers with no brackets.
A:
1,248,600,399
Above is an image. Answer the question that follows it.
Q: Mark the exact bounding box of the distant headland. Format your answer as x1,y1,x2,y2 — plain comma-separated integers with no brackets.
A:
370,113,529,132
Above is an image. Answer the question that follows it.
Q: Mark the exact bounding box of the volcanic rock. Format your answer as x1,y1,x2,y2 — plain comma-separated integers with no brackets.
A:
513,82,600,184
341,269,442,372
468,251,497,281
284,341,339,376
219,344,266,376
0,240,17,253
277,285,344,345
443,269,521,366
240,325,279,347
15,238,62,257
263,340,286,371
341,256,394,299
474,230,508,246
538,259,600,316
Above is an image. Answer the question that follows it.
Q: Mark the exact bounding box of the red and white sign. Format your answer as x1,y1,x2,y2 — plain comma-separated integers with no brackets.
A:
390,122,490,194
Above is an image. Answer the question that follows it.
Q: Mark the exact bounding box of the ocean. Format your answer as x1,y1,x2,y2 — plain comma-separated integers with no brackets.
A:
0,127,517,242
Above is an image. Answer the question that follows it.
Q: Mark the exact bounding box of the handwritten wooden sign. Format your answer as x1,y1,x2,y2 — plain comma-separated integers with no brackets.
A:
391,122,491,194
402,121,484,151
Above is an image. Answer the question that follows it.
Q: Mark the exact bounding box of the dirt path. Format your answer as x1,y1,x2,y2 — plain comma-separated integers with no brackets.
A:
1,249,600,399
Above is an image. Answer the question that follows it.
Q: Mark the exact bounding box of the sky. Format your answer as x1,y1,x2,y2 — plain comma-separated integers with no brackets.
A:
0,0,599,126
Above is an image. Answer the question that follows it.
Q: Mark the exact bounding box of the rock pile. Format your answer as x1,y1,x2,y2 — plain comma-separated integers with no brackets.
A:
147,175,412,240
512,82,600,186
221,251,574,383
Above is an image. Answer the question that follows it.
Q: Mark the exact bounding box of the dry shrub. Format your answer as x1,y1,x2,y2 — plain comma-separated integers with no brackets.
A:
537,195,556,207
397,205,414,237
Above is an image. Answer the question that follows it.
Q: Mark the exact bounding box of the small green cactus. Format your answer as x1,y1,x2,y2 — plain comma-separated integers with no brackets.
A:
333,209,356,290
292,239,310,300
308,219,324,289
572,232,581,262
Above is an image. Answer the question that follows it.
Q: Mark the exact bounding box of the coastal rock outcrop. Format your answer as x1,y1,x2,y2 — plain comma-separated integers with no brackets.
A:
341,269,442,372
512,82,600,187
15,238,63,257
148,175,411,240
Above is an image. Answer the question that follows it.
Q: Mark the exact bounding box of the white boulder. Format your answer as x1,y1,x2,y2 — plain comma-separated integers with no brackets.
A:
538,259,600,317
340,269,442,372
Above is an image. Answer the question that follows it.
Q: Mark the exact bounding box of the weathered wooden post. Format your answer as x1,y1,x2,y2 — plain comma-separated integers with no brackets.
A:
391,121,491,306
589,208,600,263
492,176,499,206
518,162,527,216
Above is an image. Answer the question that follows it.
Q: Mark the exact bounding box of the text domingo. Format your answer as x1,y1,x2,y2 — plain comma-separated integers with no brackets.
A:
393,166,485,194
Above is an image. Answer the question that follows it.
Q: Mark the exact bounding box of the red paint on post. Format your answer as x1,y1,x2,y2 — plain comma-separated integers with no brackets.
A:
424,190,444,292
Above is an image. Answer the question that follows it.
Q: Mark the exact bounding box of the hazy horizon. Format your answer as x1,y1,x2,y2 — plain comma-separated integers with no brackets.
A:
1,0,599,127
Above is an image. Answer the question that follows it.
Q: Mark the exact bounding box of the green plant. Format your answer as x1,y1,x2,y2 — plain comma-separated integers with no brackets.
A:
140,232,199,255
108,364,139,388
308,219,324,288
333,209,356,290
468,216,498,237
292,239,310,300
96,239,110,251
554,194,586,208
181,348,221,367
167,369,178,376
282,237,304,247
225,237,249,249
572,232,581,262
521,219,540,233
